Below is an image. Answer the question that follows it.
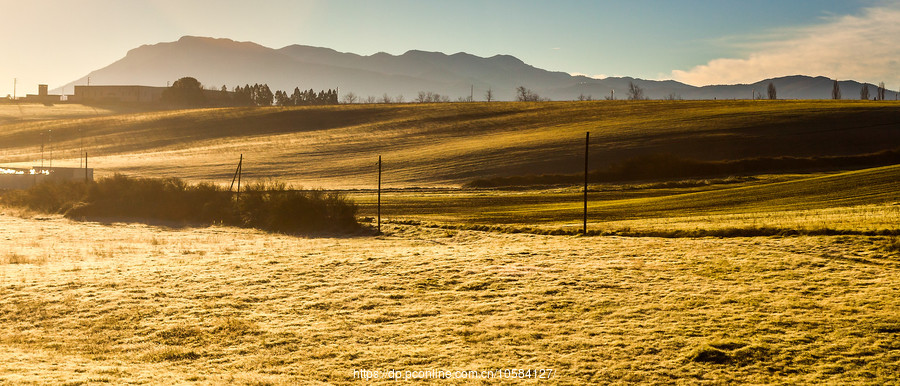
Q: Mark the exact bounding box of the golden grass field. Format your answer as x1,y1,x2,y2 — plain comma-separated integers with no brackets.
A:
1,101,900,384
2,100,899,187
1,213,898,384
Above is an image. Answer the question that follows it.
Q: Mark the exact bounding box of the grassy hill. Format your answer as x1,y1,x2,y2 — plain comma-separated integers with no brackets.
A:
350,164,900,234
2,100,899,188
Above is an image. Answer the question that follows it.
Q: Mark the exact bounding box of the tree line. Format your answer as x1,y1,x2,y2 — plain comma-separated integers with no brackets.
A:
162,77,338,107
162,76,896,107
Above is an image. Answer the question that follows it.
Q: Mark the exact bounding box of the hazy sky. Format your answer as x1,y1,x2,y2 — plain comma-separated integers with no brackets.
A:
1,0,897,97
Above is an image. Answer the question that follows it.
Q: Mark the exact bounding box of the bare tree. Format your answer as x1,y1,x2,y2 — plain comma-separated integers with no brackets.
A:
365,95,377,104
860,84,870,100
877,82,886,101
767,82,777,100
831,80,841,100
415,91,446,103
379,93,393,104
577,94,593,101
627,81,645,101
663,92,682,101
484,88,494,102
395,94,405,104
515,86,541,102
342,92,358,104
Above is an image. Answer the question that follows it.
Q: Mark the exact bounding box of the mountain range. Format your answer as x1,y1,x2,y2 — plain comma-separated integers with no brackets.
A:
57,36,898,102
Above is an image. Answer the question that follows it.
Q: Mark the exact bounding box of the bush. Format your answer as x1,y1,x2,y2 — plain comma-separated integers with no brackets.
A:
0,174,359,235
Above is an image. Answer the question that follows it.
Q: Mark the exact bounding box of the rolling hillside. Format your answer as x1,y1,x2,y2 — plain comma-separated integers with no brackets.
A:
347,164,900,233
2,100,899,189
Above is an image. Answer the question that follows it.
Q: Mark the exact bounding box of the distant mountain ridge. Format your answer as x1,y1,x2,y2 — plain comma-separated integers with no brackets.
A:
57,36,898,101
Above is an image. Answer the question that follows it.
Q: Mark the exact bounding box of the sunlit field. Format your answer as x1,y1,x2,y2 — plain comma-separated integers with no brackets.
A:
2,100,899,187
350,165,900,236
2,100,900,384
1,214,898,384
0,103,140,125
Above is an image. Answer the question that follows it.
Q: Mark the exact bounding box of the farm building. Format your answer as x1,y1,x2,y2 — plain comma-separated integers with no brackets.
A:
70,85,165,103
68,85,235,104
0,166,93,190
22,84,62,104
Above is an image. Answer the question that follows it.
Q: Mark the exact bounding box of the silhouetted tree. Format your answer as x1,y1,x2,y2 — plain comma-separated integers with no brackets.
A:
233,85,253,106
767,82,777,100
860,84,870,100
515,86,541,102
161,77,206,106
484,88,494,102
342,92,358,104
274,90,291,106
832,80,841,100
255,84,274,106
415,91,448,103
627,81,645,101
877,82,886,101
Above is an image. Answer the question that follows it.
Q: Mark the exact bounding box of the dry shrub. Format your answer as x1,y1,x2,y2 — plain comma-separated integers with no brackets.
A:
0,174,359,235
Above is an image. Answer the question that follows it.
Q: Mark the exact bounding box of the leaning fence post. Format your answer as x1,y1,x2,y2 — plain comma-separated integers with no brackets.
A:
230,154,243,202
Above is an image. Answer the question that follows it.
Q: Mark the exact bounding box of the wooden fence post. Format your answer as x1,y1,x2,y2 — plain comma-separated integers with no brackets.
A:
584,132,589,234
378,155,382,234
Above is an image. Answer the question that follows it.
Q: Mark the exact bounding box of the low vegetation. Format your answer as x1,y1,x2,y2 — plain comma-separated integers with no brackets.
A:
0,175,360,234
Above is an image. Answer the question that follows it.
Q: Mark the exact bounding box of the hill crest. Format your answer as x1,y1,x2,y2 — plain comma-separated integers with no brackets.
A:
58,36,899,101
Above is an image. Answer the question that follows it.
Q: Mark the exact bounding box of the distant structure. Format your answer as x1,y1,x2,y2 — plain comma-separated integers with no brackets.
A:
0,166,93,190
68,85,233,104
22,84,62,104
69,85,166,104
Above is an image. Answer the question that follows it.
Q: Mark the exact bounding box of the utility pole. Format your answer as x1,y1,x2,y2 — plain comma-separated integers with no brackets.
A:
12,78,16,100
377,155,382,234
583,132,589,234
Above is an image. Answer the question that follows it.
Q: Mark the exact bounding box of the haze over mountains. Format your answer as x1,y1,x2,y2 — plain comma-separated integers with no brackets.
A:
58,36,897,101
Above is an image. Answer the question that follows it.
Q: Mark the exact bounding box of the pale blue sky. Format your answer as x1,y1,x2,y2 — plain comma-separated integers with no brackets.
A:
2,0,896,97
